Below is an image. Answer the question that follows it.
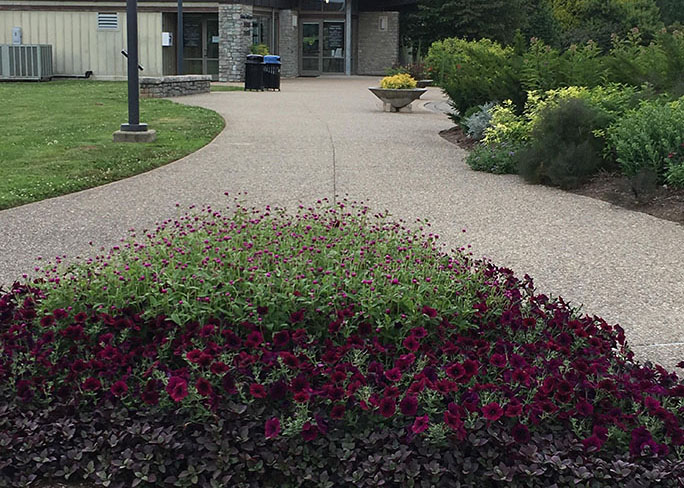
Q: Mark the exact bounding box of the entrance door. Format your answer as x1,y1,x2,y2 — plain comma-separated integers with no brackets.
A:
300,20,345,76
301,22,321,76
183,15,219,80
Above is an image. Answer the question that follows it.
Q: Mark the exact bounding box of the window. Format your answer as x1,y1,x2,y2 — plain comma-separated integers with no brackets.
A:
97,13,119,30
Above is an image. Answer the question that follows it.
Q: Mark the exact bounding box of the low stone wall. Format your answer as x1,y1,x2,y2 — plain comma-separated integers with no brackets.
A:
140,75,211,98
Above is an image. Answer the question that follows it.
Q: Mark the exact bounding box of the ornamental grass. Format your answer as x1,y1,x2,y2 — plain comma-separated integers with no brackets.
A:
1,198,683,487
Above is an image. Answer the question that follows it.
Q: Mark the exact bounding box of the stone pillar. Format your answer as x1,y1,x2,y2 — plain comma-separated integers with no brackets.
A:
357,11,399,75
219,3,253,82
278,9,299,78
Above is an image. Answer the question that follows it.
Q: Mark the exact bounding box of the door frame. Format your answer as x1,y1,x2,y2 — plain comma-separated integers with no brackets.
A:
299,18,346,76
183,15,219,80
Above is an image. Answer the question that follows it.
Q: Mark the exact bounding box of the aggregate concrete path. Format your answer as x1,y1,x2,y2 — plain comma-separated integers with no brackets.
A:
1,76,682,371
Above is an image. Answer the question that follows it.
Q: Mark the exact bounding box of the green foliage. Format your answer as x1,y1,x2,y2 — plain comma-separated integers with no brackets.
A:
517,98,610,188
606,96,684,179
655,0,684,26
461,102,496,140
552,0,664,48
521,38,564,91
380,73,418,89
250,43,269,55
482,100,530,145
466,142,522,174
426,38,522,116
410,0,525,48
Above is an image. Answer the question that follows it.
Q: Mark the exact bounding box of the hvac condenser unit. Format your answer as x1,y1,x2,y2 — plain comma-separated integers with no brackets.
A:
0,44,53,80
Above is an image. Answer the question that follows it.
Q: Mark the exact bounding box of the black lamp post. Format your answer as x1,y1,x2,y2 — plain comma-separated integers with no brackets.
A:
121,0,146,132
177,0,184,75
114,0,155,141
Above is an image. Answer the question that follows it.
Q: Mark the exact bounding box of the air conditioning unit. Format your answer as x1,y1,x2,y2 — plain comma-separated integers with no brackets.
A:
0,44,53,80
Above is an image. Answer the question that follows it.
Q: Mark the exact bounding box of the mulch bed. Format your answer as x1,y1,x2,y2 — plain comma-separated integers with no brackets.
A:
440,127,684,225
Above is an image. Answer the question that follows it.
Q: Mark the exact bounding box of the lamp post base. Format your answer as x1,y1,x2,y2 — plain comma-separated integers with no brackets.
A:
113,128,157,143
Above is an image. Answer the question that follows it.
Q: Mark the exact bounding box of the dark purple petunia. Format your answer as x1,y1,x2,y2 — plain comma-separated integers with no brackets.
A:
402,335,420,352
384,367,402,382
166,376,188,402
82,377,101,391
421,305,438,318
330,403,346,419
196,377,213,397
110,380,128,397
399,395,418,416
379,397,396,418
301,422,318,441
273,330,290,348
411,415,429,434
265,417,281,439
489,354,507,368
249,383,267,399
482,402,504,421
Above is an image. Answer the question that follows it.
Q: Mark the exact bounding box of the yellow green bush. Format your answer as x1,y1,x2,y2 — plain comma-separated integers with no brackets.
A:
380,73,418,89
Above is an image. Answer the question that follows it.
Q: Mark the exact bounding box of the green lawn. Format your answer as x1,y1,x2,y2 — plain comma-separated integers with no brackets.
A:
211,84,244,92
0,81,225,210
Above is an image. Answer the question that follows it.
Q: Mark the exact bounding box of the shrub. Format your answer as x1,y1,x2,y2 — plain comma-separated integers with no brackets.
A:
2,200,684,486
465,142,522,174
518,98,610,188
605,28,684,94
482,100,531,145
520,38,564,91
250,43,269,56
606,96,684,179
380,73,418,89
425,37,523,116
461,102,496,140
666,143,684,187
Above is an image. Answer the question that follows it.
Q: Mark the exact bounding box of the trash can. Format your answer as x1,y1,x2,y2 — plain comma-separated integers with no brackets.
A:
263,55,281,91
245,54,264,91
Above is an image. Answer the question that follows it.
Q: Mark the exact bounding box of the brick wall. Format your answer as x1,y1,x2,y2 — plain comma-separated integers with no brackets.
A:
218,3,253,82
278,9,299,78
357,11,399,76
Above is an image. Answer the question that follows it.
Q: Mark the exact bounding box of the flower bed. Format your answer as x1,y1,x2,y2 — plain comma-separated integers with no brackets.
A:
1,199,683,487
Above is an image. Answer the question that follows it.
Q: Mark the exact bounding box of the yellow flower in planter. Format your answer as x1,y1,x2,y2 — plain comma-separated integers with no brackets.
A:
380,73,418,89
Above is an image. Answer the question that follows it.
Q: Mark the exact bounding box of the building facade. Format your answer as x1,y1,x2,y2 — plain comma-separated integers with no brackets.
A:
0,0,415,81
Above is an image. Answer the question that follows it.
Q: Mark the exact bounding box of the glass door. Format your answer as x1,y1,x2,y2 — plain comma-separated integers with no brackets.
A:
183,15,219,80
301,22,321,75
322,21,344,73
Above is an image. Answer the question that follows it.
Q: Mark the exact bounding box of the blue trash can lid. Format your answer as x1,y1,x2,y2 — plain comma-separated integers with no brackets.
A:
264,55,281,64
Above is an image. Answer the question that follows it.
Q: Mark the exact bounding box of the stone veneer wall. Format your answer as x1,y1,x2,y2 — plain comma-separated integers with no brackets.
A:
219,3,254,82
278,9,299,78
357,11,399,76
139,75,211,98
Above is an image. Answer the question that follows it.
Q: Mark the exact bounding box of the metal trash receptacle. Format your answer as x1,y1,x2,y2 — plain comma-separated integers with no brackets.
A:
263,55,281,91
245,54,264,91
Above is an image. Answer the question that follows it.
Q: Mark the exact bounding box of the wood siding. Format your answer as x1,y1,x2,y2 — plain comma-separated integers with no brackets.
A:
0,10,163,78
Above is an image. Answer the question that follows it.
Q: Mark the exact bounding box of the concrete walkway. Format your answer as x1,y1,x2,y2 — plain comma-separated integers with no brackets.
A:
1,76,682,371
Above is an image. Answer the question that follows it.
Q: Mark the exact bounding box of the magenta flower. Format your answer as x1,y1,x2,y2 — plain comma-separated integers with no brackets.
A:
195,377,213,397
330,403,346,419
384,367,402,382
402,335,420,352
265,417,281,439
411,415,429,434
489,354,507,368
301,421,318,441
379,397,396,418
482,402,503,421
110,380,128,397
166,376,188,402
82,377,101,391
421,305,438,318
249,383,267,399
399,395,418,416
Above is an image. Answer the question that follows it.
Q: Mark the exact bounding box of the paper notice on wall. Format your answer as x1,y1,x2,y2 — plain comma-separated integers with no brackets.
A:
212,36,220,43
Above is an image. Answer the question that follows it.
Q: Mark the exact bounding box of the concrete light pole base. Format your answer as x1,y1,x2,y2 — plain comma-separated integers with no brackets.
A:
113,129,157,143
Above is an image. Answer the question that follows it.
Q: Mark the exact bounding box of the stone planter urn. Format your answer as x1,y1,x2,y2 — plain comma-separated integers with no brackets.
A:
368,87,428,112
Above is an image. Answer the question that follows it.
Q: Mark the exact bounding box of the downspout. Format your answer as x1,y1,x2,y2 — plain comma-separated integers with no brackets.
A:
345,0,351,75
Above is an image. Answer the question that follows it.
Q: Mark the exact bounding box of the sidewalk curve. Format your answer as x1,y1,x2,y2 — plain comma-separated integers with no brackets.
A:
1,76,682,371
